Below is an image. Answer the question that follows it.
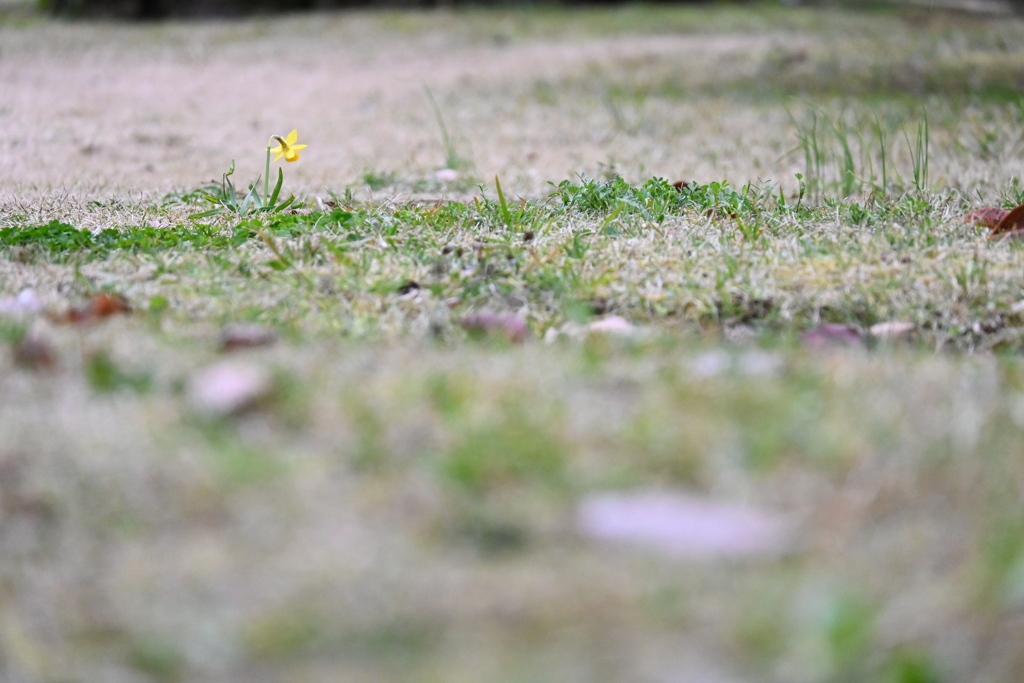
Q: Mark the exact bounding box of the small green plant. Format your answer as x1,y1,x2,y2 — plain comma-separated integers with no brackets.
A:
552,175,758,221
192,130,306,219
1002,177,1024,208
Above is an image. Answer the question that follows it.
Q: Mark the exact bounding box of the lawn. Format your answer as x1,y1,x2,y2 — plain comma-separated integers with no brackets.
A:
1,2,1024,682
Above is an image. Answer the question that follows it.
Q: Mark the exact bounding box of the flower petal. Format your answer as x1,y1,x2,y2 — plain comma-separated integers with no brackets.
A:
290,144,307,152
577,490,792,559
285,130,298,144
285,151,299,162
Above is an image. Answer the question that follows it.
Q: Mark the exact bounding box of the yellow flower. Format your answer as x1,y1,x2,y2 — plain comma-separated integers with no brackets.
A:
270,130,307,163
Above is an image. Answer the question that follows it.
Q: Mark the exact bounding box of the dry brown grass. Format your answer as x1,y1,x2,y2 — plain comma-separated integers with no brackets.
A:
4,5,1021,208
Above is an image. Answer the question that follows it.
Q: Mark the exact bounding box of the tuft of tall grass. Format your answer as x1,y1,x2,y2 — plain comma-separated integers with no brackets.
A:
788,104,932,203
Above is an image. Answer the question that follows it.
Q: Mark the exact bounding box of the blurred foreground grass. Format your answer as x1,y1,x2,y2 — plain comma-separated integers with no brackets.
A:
3,334,1024,682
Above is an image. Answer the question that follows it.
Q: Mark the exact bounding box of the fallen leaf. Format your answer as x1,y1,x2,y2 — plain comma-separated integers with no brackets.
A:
61,293,131,324
460,312,528,343
802,324,862,349
965,207,1009,229
190,362,272,417
577,491,791,559
870,321,915,340
989,203,1024,239
13,336,56,371
220,324,277,352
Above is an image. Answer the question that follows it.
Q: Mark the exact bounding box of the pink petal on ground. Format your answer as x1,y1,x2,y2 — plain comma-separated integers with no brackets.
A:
435,168,460,182
0,289,41,316
577,491,790,559
586,315,635,335
460,312,528,343
190,362,272,416
801,324,862,349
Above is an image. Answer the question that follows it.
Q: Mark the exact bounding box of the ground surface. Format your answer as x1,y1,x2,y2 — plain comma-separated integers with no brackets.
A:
3,4,1024,683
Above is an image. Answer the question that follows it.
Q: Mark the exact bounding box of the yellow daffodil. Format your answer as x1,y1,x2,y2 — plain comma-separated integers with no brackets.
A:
270,130,307,163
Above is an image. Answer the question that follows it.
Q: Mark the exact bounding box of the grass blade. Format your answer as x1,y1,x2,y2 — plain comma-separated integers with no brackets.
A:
274,195,296,213
269,167,284,207
495,175,513,228
240,178,261,215
426,86,461,170
873,111,887,197
189,208,225,219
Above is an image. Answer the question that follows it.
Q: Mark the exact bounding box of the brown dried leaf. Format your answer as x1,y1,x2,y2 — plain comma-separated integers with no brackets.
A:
989,203,1024,239
965,207,1009,229
802,324,862,349
61,293,131,324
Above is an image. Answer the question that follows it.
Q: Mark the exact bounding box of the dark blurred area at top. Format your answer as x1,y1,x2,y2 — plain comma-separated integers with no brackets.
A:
35,0,1024,19
38,0,756,19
